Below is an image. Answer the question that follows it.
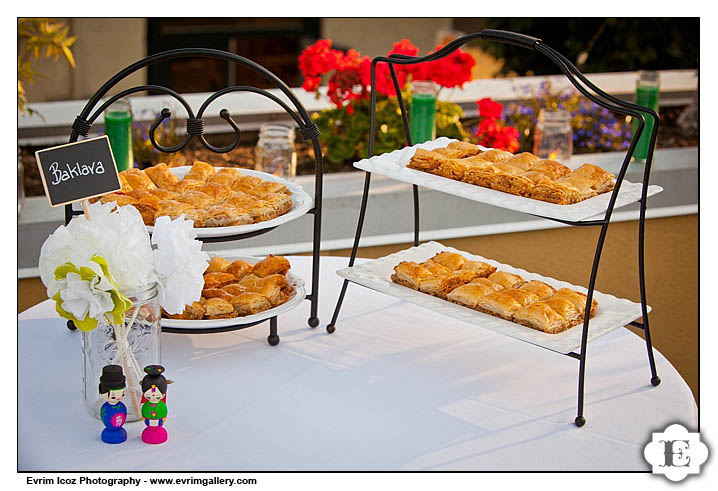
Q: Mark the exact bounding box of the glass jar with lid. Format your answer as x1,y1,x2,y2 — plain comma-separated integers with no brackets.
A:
254,124,297,180
533,109,573,162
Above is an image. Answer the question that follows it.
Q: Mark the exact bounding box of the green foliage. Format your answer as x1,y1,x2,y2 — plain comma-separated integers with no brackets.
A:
17,18,77,115
313,96,471,164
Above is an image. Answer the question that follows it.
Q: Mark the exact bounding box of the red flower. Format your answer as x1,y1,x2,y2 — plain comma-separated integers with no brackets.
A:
359,57,408,97
301,76,322,92
414,45,475,89
474,100,519,152
298,39,342,92
477,98,504,119
358,40,419,97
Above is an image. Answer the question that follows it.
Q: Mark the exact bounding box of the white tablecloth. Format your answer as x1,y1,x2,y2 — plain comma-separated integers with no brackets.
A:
18,256,697,471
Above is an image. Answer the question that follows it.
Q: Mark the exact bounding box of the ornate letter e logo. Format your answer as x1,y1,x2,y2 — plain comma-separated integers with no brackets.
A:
644,424,708,481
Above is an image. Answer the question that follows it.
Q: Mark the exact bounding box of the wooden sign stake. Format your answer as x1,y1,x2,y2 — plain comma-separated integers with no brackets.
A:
81,199,92,220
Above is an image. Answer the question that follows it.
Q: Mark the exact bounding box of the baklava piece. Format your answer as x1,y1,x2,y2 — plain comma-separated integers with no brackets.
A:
490,163,535,196
487,271,526,290
144,163,180,189
519,280,557,301
477,149,513,163
436,155,492,181
196,182,235,204
201,204,252,227
222,283,249,296
428,251,466,271
207,168,242,188
556,174,598,202
418,270,479,299
203,272,236,289
171,179,204,194
247,181,291,198
476,291,524,320
553,288,598,318
206,256,231,273
504,152,540,171
530,159,571,180
226,259,253,281
463,164,501,188
446,141,483,156
391,261,437,290
163,301,205,320
148,188,181,201
202,297,238,319
183,161,216,182
176,190,214,208
232,175,263,193
461,260,497,278
251,255,291,277
530,179,582,205
154,200,194,222
407,148,449,173
571,163,616,193
447,280,501,309
230,292,272,316
543,297,582,325
120,168,157,191
513,302,569,334
201,288,235,302
501,288,540,308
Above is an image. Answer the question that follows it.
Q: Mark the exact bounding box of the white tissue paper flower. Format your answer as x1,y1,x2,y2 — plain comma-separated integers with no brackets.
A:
58,264,115,320
151,214,209,314
40,201,157,299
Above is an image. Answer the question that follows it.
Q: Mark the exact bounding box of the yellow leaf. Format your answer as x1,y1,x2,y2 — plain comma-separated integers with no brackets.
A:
61,45,75,68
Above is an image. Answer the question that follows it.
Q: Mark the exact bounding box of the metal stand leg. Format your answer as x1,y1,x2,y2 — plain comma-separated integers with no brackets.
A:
326,172,373,334
267,316,279,346
307,209,321,328
574,220,613,427
637,198,661,387
308,138,323,329
413,184,420,247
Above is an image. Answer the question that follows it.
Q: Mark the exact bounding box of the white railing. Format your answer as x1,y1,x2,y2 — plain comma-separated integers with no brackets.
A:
18,69,697,146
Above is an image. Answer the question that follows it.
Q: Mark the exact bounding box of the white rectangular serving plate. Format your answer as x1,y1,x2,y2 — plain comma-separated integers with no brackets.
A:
336,241,648,354
352,137,663,222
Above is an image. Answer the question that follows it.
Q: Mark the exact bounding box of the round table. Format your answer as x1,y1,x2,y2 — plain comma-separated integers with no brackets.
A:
18,256,697,471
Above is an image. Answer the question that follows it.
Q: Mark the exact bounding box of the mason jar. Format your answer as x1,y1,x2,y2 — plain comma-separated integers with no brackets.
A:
255,124,296,180
533,109,573,162
81,283,160,421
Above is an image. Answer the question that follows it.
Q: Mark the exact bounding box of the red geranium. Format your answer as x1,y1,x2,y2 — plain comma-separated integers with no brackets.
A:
477,97,504,119
359,39,419,97
475,98,519,152
327,49,369,108
298,38,477,111
298,39,341,89
414,44,475,89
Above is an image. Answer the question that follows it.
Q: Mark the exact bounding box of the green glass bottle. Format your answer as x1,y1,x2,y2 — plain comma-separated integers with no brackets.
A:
409,81,438,144
104,100,134,172
632,70,659,163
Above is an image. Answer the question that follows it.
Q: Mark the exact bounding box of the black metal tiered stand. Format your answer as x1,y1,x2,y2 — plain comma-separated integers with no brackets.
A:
64,48,323,346
325,30,661,427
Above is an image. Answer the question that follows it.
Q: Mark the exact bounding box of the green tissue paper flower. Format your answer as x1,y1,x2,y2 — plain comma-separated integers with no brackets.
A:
51,255,131,332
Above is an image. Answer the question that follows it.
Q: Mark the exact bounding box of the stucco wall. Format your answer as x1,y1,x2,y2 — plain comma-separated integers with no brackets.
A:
22,18,147,104
320,18,454,58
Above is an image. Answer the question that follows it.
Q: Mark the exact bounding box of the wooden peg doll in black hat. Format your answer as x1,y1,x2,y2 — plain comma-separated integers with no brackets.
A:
140,365,168,444
99,365,128,444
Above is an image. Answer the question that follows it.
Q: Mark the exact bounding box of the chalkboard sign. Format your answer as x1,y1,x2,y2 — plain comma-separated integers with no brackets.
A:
35,136,122,207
